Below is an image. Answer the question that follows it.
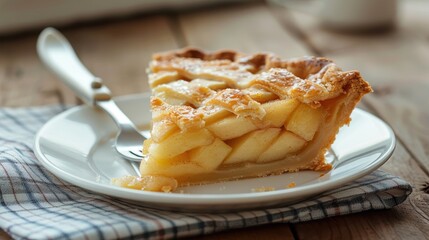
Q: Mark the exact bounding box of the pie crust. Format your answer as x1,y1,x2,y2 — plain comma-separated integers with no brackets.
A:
113,48,372,192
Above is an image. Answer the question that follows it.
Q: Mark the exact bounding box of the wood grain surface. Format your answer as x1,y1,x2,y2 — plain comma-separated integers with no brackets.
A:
1,0,428,239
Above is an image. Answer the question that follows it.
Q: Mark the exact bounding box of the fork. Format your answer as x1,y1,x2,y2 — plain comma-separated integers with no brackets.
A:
37,27,145,163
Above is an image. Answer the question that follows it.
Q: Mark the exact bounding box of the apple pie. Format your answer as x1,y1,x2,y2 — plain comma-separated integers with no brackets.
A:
113,48,372,192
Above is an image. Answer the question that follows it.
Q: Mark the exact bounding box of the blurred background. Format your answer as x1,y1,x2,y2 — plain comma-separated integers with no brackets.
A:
0,0,252,34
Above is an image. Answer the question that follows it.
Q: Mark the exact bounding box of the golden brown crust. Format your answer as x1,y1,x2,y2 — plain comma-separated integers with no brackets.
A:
150,47,372,107
151,97,205,131
206,89,266,120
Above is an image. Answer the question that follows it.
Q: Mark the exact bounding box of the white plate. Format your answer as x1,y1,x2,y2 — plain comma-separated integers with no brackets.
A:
34,93,395,212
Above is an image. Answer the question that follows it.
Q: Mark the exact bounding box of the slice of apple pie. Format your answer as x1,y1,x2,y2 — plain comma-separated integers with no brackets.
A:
113,48,372,192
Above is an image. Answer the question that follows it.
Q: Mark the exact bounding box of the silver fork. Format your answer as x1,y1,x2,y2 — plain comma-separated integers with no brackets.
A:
37,27,145,163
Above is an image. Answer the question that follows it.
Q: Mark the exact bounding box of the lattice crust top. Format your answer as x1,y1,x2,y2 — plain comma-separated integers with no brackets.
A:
148,48,371,135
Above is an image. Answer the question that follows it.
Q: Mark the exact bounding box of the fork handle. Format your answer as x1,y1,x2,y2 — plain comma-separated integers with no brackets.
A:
37,27,111,106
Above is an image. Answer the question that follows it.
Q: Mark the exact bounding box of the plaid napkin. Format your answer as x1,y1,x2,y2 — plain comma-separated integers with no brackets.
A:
0,106,412,240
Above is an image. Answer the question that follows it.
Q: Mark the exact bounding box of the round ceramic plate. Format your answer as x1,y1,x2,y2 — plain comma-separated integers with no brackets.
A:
34,93,395,212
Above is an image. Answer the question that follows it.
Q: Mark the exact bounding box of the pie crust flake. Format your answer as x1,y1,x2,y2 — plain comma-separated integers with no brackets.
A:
113,48,372,192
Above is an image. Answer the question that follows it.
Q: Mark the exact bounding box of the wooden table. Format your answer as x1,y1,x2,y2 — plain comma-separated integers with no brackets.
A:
1,0,428,239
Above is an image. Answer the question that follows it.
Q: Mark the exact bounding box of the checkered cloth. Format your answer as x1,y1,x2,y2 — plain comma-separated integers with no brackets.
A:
0,106,412,240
